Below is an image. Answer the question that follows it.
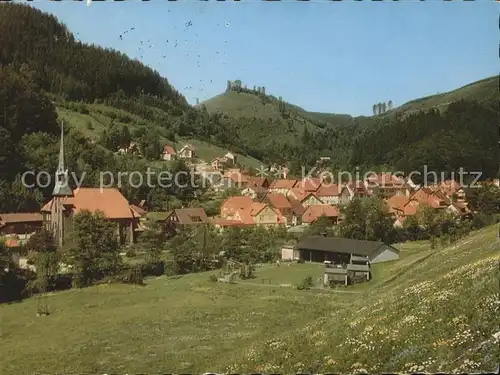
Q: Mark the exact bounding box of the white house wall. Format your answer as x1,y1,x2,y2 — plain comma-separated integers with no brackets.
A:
369,245,400,263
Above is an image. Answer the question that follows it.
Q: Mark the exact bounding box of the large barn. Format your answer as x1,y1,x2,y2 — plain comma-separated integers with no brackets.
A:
294,236,400,264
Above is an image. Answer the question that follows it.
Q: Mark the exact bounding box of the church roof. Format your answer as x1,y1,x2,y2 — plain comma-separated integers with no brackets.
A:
41,188,135,219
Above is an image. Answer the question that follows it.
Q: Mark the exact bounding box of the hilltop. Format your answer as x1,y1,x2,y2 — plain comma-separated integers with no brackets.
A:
1,224,498,373
202,86,354,129
393,75,499,116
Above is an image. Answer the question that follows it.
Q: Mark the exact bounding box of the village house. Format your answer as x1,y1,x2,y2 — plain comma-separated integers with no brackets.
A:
178,144,195,159
437,180,466,201
446,202,472,219
288,197,306,226
246,176,270,189
410,187,450,209
221,169,249,189
220,196,255,218
301,204,340,225
287,188,323,207
341,181,371,204
265,193,293,226
315,184,341,205
160,208,209,234
240,186,267,200
216,196,285,228
0,213,43,241
365,173,408,198
162,145,177,161
385,195,420,227
211,156,230,171
224,152,237,166
41,188,141,245
117,142,140,156
296,178,322,192
269,179,297,195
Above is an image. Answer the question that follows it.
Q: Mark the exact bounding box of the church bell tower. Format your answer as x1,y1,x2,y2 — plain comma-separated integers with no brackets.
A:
51,122,73,248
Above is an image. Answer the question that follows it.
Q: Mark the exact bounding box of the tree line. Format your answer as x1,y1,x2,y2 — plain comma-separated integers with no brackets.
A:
0,3,187,105
372,101,393,115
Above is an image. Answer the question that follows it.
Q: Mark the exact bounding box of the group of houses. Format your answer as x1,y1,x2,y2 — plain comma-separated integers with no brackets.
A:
162,143,196,161
2,124,497,270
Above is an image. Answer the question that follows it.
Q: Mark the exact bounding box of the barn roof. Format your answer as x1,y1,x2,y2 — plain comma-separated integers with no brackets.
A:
294,236,399,257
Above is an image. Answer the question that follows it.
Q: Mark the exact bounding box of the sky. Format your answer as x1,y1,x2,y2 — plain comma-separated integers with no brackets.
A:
28,0,497,116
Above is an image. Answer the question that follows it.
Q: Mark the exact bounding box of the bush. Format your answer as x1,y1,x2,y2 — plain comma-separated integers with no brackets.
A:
209,274,218,283
141,261,165,277
126,266,144,285
125,249,136,258
297,258,305,264
297,275,314,290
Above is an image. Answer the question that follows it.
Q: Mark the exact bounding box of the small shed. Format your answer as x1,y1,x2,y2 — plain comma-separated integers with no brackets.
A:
294,236,400,264
281,245,300,261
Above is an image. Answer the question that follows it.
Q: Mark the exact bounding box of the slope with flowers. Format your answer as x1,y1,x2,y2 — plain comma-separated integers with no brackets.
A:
0,225,498,374
228,224,500,374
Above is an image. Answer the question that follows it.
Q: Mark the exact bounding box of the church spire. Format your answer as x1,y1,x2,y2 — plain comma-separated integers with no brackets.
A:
52,122,73,197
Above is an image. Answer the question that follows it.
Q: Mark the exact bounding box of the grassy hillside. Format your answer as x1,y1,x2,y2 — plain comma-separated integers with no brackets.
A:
391,75,499,117
56,102,262,169
203,90,352,130
1,224,498,374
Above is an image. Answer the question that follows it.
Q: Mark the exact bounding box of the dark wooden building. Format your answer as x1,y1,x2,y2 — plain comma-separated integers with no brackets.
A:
294,236,400,264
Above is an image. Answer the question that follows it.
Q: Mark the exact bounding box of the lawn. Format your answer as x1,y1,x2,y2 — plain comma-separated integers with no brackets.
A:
1,225,499,374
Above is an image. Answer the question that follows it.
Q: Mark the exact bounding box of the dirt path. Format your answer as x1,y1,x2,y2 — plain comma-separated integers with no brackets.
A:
233,281,363,294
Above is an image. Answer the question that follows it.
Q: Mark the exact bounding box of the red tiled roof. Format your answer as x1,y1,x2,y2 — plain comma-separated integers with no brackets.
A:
266,194,292,209
302,205,340,224
221,196,254,217
439,180,463,197
410,188,449,209
41,188,134,219
250,202,267,216
4,237,20,248
296,178,322,192
402,200,419,216
163,145,176,155
246,176,268,188
270,179,297,189
0,213,43,224
385,196,410,211
288,197,306,216
225,172,249,184
316,184,340,197
289,188,319,203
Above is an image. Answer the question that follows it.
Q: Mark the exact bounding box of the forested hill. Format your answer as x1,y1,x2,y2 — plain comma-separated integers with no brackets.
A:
0,3,186,106
202,77,499,181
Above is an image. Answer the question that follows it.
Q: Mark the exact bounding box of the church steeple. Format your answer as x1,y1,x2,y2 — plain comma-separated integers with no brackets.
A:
52,122,73,197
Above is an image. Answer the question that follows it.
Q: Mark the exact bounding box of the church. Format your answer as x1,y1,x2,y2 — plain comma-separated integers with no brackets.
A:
41,123,141,247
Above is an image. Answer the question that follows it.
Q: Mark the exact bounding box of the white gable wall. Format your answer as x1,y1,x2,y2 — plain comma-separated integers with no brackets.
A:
369,244,400,264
